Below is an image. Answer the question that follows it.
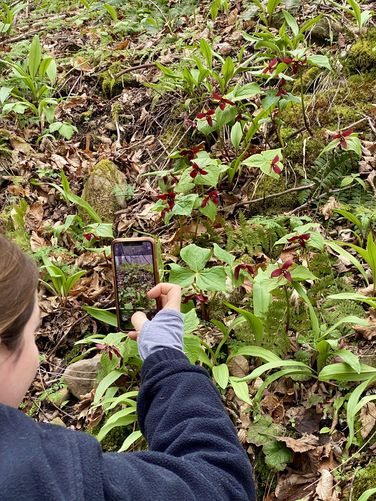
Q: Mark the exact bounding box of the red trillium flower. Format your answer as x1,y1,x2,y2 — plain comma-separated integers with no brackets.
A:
288,233,310,248
157,190,176,218
201,190,219,208
332,129,353,148
262,58,279,74
234,263,255,280
96,343,123,362
83,232,100,241
197,109,215,127
190,162,208,178
271,260,294,282
182,293,208,304
276,78,287,97
180,144,205,161
212,92,235,110
271,155,282,174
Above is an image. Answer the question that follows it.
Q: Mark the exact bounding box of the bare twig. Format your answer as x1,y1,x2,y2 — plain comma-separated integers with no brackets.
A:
115,63,156,80
236,183,315,208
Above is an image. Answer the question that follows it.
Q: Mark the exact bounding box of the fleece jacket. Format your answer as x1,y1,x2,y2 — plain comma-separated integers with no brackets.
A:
0,348,256,500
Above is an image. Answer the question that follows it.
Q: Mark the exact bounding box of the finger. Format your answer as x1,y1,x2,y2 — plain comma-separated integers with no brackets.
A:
131,311,147,332
147,283,181,310
127,331,139,340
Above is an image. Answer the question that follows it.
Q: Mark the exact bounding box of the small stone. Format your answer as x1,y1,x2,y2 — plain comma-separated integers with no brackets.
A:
63,355,101,399
50,417,66,427
47,387,70,407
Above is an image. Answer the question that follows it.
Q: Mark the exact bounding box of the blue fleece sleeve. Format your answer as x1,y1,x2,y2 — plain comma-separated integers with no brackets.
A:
102,348,256,500
138,309,184,361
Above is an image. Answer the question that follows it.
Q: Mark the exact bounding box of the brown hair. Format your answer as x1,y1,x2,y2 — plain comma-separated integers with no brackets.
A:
0,235,39,351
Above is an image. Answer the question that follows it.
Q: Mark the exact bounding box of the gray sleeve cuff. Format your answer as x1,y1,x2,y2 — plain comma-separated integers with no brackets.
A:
138,309,184,361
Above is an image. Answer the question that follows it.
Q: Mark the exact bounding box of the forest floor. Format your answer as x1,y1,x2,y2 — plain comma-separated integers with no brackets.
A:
1,0,376,499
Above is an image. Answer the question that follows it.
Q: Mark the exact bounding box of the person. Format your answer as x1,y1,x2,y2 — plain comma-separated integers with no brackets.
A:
0,234,256,500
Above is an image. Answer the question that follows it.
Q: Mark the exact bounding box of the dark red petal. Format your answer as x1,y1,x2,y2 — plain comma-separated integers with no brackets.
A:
288,235,298,242
212,92,222,100
342,129,353,137
197,112,206,119
273,165,282,174
207,109,215,116
190,170,198,178
83,233,93,241
271,268,282,278
284,271,293,282
301,233,310,240
201,197,208,208
224,98,235,106
207,116,213,127
282,259,294,270
234,265,241,280
219,102,225,111
200,168,208,175
272,155,279,164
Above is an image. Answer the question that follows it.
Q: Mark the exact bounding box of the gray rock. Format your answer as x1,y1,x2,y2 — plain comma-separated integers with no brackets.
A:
81,159,128,223
63,355,101,399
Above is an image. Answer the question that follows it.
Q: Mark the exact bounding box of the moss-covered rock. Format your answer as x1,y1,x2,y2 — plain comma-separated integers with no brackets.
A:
347,28,376,72
351,460,376,501
99,61,137,98
81,159,128,223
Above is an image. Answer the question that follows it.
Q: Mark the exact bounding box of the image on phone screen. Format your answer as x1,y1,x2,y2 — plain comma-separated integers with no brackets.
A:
113,241,157,331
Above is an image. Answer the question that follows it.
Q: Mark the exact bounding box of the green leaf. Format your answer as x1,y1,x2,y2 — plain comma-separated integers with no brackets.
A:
213,364,229,389
183,308,200,334
225,302,263,345
229,378,252,405
344,136,362,157
230,83,261,101
358,488,376,501
307,54,331,70
199,199,218,222
318,363,376,382
28,35,42,78
180,244,211,272
325,241,368,285
263,440,293,472
327,292,376,308
199,39,213,69
103,3,118,21
171,193,198,217
96,414,137,442
83,306,118,327
335,349,361,373
230,122,243,149
184,334,212,367
222,56,235,85
213,243,235,265
282,10,299,36
290,265,317,282
169,264,195,287
196,266,227,291
228,345,281,363
0,86,12,103
84,223,113,239
93,370,122,405
118,430,142,452
242,148,283,180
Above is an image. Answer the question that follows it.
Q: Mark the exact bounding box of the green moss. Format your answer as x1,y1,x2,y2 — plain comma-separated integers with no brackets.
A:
351,460,376,501
99,61,137,97
81,159,128,223
347,28,376,72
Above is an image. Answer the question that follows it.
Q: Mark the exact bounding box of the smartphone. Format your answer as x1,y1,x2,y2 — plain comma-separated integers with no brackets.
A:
111,237,160,332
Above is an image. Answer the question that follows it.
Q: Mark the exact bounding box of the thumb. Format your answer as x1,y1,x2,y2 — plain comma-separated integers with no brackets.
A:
131,311,148,332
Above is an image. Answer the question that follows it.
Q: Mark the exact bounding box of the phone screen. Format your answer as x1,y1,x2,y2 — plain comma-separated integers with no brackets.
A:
113,240,158,331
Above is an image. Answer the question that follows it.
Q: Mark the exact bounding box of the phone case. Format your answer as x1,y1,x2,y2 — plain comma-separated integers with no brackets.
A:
111,237,160,332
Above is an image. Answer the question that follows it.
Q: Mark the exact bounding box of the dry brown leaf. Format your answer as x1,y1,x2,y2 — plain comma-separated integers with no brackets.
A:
30,231,47,252
25,201,44,231
354,310,376,340
316,468,338,501
274,473,316,501
227,355,249,378
276,433,319,453
320,197,340,220
360,402,376,438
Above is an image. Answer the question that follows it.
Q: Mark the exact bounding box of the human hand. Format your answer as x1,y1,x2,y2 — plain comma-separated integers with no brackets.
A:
128,283,181,340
